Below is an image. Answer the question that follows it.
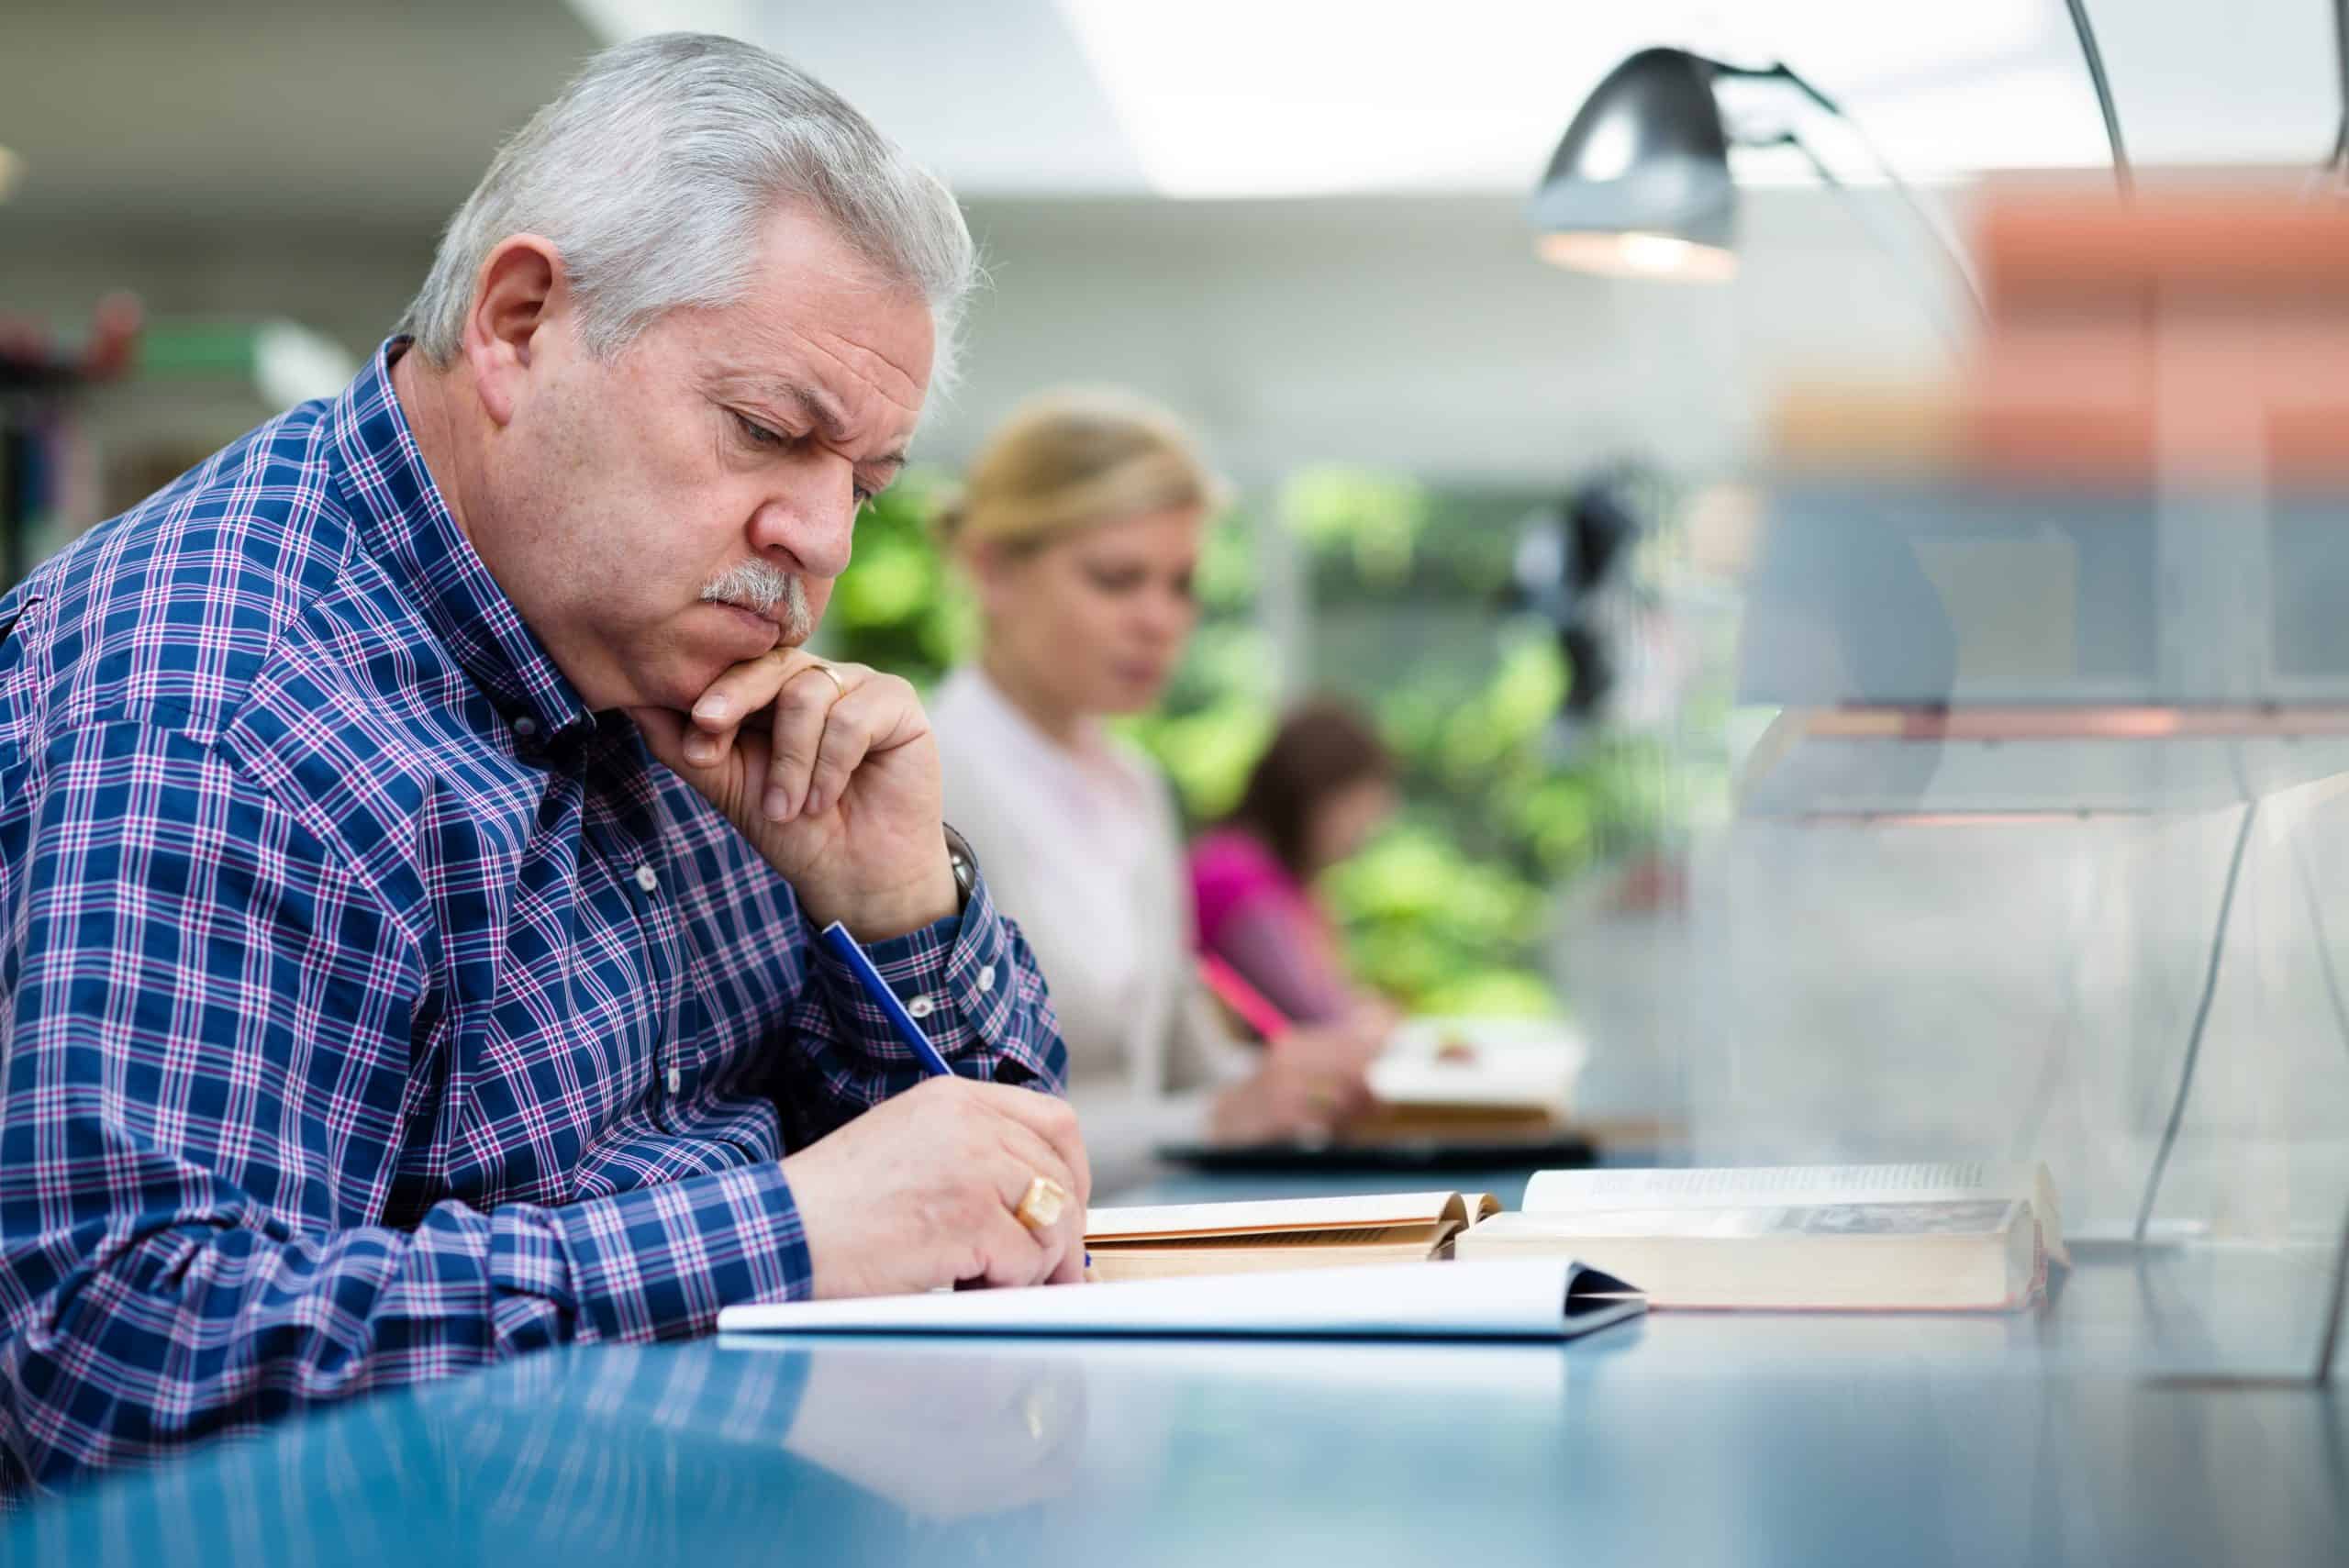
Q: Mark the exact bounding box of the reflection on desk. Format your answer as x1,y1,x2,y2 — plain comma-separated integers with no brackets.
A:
6,1249,2343,1566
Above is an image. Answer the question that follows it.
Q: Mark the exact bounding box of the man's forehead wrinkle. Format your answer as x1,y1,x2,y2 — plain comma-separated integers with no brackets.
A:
795,321,926,417
778,376,917,463
710,286,925,416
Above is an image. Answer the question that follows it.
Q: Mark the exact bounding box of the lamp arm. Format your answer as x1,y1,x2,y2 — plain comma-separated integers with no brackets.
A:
2061,0,2132,194
2330,0,2349,181
1768,132,1976,351
1700,60,1982,322
1714,6,2135,199
1763,126,1985,327
1710,60,1842,120
1826,134,1982,322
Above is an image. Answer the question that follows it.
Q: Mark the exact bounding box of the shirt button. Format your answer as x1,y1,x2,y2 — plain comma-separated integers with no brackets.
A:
666,1065,682,1095
513,716,540,740
634,864,659,894
907,995,937,1019
975,964,996,994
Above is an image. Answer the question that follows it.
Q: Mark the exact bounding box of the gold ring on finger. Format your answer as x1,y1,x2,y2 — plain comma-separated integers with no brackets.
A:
1012,1173,1070,1234
802,659,850,702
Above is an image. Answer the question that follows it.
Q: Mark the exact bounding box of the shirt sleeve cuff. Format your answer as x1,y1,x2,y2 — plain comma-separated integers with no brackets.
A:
544,1160,813,1343
808,873,1032,1075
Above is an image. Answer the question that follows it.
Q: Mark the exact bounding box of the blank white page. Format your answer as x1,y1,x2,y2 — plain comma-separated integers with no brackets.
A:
717,1257,1634,1340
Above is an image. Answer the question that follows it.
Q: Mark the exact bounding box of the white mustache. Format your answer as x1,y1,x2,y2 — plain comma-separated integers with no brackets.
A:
701,560,812,642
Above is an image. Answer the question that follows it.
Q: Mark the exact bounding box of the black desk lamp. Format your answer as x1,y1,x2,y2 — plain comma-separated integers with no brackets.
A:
1531,5,2131,294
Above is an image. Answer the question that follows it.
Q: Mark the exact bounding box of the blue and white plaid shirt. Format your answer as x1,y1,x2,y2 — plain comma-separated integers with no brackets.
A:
0,340,1065,1493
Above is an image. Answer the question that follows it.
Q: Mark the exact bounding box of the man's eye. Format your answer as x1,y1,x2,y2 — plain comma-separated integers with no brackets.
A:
733,411,786,449
852,484,876,508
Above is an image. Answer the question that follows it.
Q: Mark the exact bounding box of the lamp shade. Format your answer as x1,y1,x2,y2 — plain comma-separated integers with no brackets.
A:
1530,47,1738,281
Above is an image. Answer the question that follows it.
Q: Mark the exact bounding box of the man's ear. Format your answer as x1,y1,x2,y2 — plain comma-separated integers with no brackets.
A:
459,235,565,428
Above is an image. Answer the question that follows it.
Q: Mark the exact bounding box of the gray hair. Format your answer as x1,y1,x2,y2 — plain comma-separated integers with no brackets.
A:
399,33,978,393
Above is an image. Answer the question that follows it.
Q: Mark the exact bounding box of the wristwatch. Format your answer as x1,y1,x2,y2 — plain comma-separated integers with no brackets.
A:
942,821,978,914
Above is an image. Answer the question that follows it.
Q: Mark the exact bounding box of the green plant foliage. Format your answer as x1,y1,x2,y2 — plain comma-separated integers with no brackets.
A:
820,472,973,687
1193,503,1261,614
1280,466,1423,589
1118,700,1272,825
1259,469,1673,1017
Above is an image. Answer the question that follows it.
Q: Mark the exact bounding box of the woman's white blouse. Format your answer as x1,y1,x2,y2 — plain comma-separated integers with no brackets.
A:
928,667,1248,1191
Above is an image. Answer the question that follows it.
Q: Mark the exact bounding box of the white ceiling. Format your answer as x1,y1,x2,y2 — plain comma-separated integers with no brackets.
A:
6,0,2340,496
579,0,2347,196
6,2,2339,226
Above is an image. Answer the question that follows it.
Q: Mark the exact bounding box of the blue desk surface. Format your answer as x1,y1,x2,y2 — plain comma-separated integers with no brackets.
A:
9,1201,2345,1565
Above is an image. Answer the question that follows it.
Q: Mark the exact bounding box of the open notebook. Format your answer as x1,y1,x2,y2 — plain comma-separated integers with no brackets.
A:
716,1256,1644,1340
1454,1162,2067,1311
1083,1191,1501,1284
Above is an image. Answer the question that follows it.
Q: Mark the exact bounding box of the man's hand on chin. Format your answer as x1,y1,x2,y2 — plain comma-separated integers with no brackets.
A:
629,649,960,940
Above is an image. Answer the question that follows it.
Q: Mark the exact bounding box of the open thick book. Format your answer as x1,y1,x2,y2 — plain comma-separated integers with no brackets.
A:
1454,1162,2067,1311
1084,1191,1501,1284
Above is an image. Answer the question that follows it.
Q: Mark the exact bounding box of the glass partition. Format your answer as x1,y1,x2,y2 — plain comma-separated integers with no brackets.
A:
1672,468,2349,1378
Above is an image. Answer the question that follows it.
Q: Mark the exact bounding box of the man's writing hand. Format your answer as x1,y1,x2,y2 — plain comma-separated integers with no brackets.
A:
783,1077,1093,1296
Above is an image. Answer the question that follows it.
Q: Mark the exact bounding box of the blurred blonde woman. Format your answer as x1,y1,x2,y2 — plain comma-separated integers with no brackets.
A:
930,389,1380,1191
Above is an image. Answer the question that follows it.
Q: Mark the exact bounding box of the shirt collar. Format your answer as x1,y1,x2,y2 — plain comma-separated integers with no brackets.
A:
328,337,596,750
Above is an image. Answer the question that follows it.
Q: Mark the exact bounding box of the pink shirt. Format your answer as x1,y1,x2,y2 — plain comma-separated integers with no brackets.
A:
1186,828,1351,1025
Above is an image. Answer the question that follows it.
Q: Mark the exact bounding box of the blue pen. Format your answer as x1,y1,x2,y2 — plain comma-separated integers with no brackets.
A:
818,918,1089,1272
818,920,957,1077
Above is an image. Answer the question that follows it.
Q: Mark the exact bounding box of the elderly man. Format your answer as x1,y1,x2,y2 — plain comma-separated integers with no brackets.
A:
0,33,1089,1491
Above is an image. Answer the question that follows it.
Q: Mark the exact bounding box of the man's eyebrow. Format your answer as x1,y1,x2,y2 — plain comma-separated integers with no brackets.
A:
761,380,850,440
733,375,908,469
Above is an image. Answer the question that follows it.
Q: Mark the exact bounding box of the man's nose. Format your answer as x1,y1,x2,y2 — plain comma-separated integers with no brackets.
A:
746,490,854,581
